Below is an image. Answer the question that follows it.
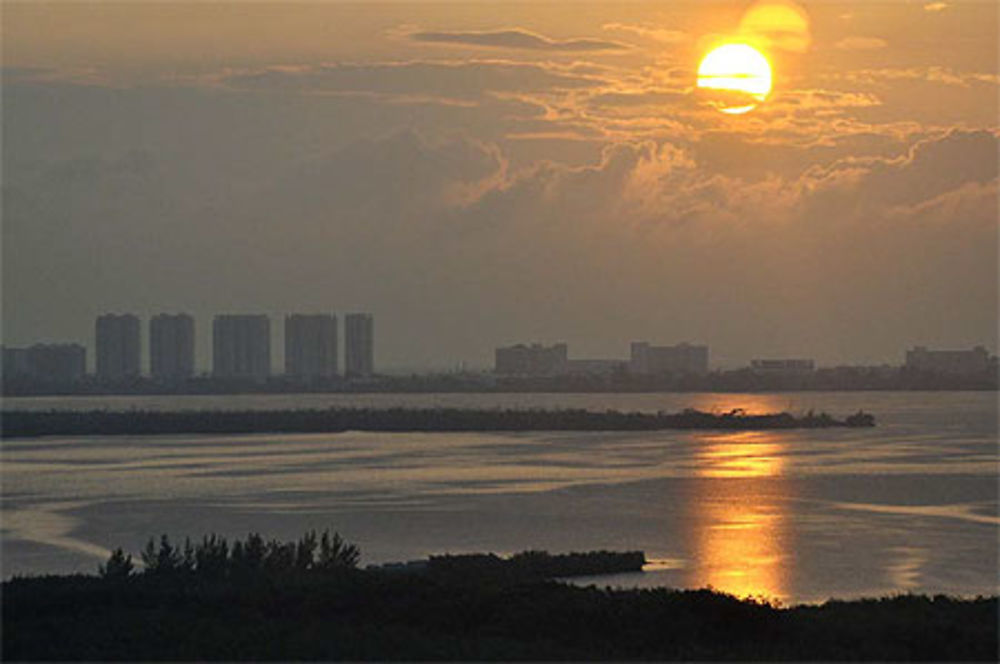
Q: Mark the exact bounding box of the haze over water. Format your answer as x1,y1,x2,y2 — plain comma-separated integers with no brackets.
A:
3,391,996,605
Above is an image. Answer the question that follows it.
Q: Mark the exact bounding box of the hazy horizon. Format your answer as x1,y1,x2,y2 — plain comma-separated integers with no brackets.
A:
3,1,997,371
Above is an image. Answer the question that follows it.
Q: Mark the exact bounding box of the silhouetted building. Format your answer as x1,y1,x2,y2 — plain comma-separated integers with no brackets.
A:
905,346,991,375
2,347,31,378
285,314,338,379
495,343,568,376
96,314,141,380
213,315,270,380
564,359,627,376
2,344,86,383
630,342,708,375
344,313,374,378
750,358,815,375
150,314,195,381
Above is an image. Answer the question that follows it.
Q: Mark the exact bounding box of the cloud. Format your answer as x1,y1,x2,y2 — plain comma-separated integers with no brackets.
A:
602,23,689,44
587,90,689,109
0,65,109,86
924,2,949,12
832,66,1000,88
799,129,999,219
221,60,607,99
738,0,812,53
835,37,888,50
406,28,630,52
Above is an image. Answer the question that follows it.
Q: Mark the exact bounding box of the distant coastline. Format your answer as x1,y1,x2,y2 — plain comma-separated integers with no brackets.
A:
3,367,996,397
0,406,875,438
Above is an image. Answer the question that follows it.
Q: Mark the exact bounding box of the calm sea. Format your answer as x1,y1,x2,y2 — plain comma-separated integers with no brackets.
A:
2,391,997,605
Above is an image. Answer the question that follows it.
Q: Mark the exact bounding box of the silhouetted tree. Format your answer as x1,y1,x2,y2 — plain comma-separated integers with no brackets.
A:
141,535,182,575
318,530,360,569
98,547,134,581
195,534,229,578
295,530,318,571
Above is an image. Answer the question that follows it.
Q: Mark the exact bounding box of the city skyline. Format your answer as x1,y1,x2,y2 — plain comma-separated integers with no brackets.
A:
4,309,993,379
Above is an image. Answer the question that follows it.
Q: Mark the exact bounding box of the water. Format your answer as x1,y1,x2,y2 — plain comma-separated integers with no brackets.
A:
2,391,996,605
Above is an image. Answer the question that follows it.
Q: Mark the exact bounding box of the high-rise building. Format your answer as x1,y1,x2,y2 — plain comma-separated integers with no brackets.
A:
150,314,195,381
96,314,141,380
212,315,271,380
494,343,569,376
629,342,709,375
344,313,374,378
285,314,338,379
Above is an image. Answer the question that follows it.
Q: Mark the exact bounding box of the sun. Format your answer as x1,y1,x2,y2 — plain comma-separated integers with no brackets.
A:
696,43,773,114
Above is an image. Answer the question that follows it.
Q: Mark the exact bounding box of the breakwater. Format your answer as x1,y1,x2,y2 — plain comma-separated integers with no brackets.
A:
0,407,875,438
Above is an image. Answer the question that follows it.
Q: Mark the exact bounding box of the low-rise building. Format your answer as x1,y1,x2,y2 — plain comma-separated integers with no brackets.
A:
630,342,709,375
905,346,991,375
2,344,86,383
563,359,628,376
495,343,568,376
750,358,815,375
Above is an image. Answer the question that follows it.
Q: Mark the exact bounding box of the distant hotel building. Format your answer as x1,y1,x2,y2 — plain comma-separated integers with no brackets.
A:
150,313,195,381
629,342,708,375
285,314,338,379
905,346,991,375
2,343,86,383
96,314,141,380
213,315,271,380
750,358,815,375
344,313,374,378
495,343,568,376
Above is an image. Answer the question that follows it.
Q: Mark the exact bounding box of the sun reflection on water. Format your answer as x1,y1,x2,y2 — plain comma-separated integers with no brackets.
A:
684,393,791,416
687,431,791,602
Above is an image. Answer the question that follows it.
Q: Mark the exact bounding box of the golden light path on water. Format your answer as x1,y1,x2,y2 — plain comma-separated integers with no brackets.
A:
686,394,790,601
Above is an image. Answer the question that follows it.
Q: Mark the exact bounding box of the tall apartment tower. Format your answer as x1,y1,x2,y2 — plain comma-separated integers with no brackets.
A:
344,313,374,378
96,313,141,380
212,315,271,380
285,314,338,379
150,313,195,381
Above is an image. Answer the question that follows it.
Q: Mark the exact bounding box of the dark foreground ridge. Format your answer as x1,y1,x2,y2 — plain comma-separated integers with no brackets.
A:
0,406,875,438
3,530,996,661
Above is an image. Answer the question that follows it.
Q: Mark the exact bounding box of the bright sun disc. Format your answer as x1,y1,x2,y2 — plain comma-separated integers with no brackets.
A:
697,43,773,114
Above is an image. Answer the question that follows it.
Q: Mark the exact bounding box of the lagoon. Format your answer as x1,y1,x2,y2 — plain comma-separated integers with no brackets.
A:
2,391,996,605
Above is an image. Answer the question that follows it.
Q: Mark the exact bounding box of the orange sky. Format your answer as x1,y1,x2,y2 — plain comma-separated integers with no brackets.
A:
3,1,997,369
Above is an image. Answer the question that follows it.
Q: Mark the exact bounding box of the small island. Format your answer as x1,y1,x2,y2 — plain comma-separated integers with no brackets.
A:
0,407,875,438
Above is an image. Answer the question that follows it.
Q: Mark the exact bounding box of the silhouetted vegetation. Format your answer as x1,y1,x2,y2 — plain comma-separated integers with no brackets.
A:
422,550,646,584
0,406,875,438
108,530,361,581
3,529,995,661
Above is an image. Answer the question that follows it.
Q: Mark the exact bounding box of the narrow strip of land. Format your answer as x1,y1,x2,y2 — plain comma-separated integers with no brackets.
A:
0,407,875,438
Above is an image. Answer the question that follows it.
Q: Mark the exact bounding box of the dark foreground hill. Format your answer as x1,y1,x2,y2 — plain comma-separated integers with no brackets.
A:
5,570,996,661
0,406,875,438
3,532,995,661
